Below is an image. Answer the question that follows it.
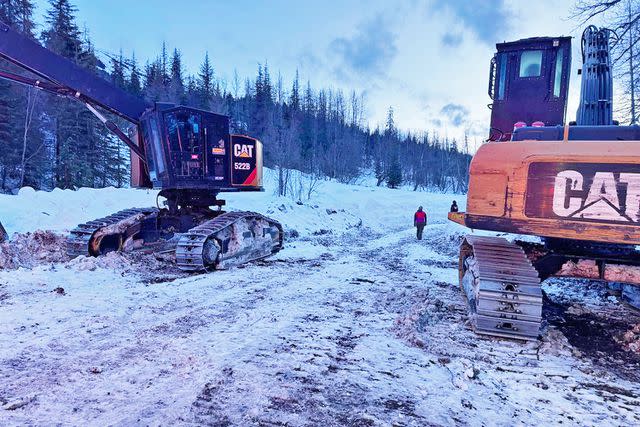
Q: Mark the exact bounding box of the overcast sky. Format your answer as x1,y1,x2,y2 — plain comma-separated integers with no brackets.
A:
33,0,587,149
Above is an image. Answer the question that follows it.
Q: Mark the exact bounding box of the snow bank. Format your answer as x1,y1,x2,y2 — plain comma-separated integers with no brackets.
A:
0,186,159,236
0,168,467,239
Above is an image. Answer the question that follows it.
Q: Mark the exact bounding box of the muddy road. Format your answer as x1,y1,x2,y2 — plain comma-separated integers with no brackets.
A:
1,223,639,426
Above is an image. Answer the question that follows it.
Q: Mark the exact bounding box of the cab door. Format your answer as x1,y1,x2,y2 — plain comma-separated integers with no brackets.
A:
165,109,205,180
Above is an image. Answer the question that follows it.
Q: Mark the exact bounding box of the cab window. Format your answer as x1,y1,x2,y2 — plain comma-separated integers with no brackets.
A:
497,53,507,100
148,116,165,175
519,50,542,77
553,49,564,97
166,112,202,153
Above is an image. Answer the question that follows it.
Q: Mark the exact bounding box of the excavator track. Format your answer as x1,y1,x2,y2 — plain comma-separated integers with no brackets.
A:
459,235,542,340
66,207,159,258
176,211,283,272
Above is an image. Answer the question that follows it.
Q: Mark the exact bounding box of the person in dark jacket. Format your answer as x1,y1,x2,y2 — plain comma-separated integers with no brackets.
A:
450,200,458,213
414,206,427,240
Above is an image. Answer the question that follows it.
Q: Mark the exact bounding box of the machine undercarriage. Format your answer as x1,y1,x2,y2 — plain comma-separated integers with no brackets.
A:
459,236,542,340
459,235,640,340
66,200,283,272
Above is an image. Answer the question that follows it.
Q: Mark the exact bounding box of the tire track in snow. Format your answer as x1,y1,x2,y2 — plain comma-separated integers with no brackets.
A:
1,225,639,425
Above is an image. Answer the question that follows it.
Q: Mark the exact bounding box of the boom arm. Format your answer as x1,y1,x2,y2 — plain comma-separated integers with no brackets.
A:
0,20,152,159
0,20,151,122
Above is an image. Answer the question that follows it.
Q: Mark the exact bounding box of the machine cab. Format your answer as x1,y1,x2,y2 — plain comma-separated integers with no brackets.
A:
135,105,263,195
488,36,571,141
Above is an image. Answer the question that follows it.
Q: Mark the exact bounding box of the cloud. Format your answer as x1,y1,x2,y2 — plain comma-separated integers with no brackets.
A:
298,49,322,72
430,118,443,127
441,32,463,48
436,0,511,44
329,14,398,80
440,103,469,127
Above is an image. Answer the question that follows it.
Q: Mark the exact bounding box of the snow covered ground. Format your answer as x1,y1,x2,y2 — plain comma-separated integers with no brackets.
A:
1,170,639,426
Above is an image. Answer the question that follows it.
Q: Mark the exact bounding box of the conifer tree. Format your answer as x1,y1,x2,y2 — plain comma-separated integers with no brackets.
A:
386,154,402,189
42,0,81,60
290,69,300,113
160,41,169,87
128,53,142,96
198,52,214,108
110,49,125,89
169,48,185,103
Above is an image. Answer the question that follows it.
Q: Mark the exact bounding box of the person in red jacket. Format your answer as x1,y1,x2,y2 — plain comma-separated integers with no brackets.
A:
414,206,427,240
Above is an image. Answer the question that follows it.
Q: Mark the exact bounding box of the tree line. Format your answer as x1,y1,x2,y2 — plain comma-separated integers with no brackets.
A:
0,0,471,196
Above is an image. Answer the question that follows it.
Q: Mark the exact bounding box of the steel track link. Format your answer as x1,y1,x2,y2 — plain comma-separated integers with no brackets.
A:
66,207,159,258
460,235,542,340
175,211,283,272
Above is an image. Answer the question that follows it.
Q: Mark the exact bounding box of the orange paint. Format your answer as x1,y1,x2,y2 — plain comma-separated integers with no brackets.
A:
454,139,640,245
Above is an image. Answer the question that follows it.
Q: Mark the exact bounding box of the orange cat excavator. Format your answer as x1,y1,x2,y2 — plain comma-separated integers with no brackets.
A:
450,27,640,340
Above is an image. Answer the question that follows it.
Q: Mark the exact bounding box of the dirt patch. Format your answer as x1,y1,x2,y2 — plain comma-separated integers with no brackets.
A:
544,297,640,381
66,250,186,285
0,231,67,269
419,259,457,269
391,298,457,349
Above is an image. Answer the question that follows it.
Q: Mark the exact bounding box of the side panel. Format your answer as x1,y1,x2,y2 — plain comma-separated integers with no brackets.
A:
467,174,507,216
204,113,231,186
230,135,263,189
140,112,166,187
128,125,152,188
525,162,640,225
460,140,640,245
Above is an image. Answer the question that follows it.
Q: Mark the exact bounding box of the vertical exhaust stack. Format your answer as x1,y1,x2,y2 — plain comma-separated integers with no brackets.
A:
576,26,614,126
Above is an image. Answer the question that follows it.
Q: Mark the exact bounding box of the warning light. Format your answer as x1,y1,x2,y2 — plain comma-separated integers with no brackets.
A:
513,121,527,130
191,154,199,160
531,121,545,127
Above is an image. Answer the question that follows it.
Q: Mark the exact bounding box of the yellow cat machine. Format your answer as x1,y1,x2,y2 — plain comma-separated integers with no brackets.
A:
450,27,640,340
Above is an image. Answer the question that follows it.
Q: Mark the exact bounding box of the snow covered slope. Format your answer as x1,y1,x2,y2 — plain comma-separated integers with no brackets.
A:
0,168,464,238
1,171,639,426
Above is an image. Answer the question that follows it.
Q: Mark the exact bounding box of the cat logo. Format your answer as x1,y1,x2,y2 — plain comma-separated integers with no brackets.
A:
553,170,640,222
234,144,254,158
